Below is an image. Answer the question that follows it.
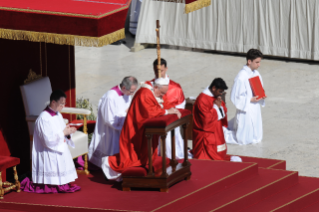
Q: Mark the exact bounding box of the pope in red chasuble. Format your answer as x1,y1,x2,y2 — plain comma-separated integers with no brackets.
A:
101,78,181,180
151,58,186,159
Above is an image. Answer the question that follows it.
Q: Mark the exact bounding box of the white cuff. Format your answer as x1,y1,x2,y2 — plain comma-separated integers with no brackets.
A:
175,100,186,109
260,99,265,107
213,104,223,120
230,156,242,162
66,137,75,148
165,110,168,115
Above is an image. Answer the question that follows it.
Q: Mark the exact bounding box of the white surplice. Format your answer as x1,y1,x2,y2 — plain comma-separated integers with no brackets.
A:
161,101,186,159
225,65,265,145
129,0,142,35
32,111,78,185
88,86,131,167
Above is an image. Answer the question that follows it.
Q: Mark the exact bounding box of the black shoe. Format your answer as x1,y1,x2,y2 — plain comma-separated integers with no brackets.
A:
111,40,127,45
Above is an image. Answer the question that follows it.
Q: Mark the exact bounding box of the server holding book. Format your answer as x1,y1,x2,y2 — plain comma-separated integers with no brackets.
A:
225,49,267,145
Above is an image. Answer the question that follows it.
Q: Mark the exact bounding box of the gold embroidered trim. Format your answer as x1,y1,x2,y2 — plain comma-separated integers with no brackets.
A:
0,5,129,18
185,0,211,14
0,28,125,47
24,69,42,84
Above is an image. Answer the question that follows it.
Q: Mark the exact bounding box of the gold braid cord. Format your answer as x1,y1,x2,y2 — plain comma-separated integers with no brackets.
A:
185,0,211,14
0,28,125,47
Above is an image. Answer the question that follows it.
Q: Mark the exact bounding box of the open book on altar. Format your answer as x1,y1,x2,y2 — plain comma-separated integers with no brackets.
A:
249,76,266,100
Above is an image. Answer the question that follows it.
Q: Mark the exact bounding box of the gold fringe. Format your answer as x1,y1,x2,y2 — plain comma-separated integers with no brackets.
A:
185,0,211,14
0,28,125,47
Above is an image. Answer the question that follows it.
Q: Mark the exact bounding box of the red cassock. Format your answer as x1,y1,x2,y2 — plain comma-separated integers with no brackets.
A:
108,85,173,173
151,79,185,107
192,92,230,161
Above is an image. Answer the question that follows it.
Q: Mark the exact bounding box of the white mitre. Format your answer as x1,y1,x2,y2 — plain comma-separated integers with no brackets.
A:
154,77,169,86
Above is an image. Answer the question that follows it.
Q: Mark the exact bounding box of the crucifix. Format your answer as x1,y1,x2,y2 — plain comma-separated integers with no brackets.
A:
156,20,161,78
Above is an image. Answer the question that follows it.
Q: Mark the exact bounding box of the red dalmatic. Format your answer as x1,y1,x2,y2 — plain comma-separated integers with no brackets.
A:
108,86,173,173
192,92,230,161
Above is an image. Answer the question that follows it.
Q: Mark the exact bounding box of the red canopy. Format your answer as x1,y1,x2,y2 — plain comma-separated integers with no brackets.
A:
0,0,131,47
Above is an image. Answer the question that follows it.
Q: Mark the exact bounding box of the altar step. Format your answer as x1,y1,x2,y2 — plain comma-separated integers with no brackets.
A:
241,176,319,212
2,157,319,212
172,168,299,212
157,156,319,212
300,199,319,211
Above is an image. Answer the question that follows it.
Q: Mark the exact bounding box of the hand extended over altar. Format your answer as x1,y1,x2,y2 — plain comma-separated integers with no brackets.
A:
167,108,181,118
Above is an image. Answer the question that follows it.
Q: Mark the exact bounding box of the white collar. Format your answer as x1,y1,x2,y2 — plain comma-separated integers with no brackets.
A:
202,86,214,97
243,65,256,76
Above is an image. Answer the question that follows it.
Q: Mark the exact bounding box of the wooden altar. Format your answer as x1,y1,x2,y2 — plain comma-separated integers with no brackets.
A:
122,110,192,192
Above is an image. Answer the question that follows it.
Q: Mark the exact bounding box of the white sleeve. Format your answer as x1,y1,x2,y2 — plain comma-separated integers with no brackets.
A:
101,96,126,131
35,118,65,153
175,100,186,109
65,136,75,148
230,156,242,162
230,79,250,112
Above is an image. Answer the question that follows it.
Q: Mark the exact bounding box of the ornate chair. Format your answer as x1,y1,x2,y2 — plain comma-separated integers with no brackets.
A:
20,72,91,175
0,156,20,199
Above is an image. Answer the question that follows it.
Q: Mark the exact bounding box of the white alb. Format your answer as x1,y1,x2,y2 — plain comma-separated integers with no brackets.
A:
32,111,78,185
88,86,132,167
225,65,265,145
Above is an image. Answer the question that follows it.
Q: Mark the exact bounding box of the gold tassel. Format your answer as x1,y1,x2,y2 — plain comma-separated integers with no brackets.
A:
0,28,125,47
185,0,211,14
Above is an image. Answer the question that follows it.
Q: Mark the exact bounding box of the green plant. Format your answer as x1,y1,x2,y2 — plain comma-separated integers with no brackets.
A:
76,97,97,144
76,98,97,121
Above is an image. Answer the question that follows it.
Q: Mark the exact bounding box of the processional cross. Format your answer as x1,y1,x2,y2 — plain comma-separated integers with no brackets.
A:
156,20,161,78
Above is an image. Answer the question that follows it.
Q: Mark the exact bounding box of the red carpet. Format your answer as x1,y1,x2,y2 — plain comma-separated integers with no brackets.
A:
0,158,318,212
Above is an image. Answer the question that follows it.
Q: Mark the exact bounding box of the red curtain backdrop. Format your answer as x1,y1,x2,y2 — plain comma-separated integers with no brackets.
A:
0,39,76,181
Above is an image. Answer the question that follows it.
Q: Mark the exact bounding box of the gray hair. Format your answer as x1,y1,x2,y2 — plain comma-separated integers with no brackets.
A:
153,83,168,89
120,76,138,90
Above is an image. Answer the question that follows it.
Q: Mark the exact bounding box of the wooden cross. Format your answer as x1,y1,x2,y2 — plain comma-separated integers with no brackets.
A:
156,20,161,78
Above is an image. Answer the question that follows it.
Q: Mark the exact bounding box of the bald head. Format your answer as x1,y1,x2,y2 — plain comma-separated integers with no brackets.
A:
120,76,138,95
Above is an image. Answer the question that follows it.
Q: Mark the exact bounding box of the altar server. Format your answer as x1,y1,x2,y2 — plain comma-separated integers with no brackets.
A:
101,78,181,181
88,76,138,167
193,78,241,162
150,58,186,159
21,90,80,193
226,49,267,145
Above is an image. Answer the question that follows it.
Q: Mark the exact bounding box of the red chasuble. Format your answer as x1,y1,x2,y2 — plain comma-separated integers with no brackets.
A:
108,85,173,173
151,79,185,107
192,92,230,161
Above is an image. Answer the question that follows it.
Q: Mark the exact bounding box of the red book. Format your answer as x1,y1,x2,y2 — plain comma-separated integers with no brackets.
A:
249,76,266,100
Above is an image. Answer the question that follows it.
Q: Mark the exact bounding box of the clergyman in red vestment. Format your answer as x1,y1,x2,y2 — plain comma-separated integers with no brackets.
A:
151,58,186,159
101,78,181,181
192,78,242,162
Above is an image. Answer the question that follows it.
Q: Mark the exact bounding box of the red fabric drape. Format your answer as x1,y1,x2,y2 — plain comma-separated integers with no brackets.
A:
108,87,173,173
